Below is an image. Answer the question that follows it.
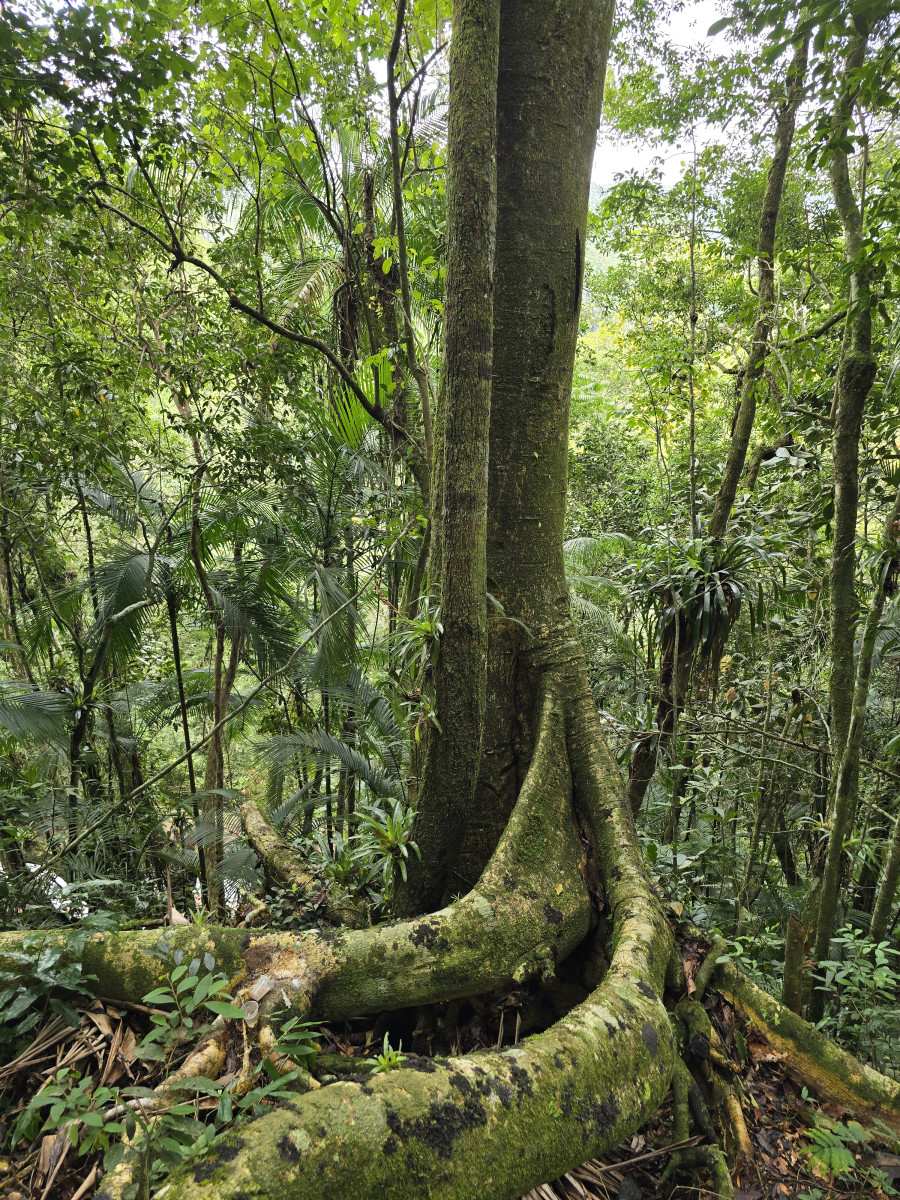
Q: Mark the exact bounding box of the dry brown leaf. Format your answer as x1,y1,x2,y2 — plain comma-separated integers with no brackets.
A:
99,1021,124,1086
118,1026,137,1064
37,1134,56,1180
820,1101,846,1119
84,1009,113,1038
38,1132,72,1200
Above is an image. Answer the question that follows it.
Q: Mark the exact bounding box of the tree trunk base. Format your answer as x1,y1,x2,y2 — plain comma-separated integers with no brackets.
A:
89,679,678,1200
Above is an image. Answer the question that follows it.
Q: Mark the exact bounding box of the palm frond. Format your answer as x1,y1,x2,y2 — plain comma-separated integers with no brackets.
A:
89,544,156,669
0,683,70,743
269,780,317,831
304,564,359,681
261,730,400,799
272,256,344,320
564,533,631,569
216,844,262,890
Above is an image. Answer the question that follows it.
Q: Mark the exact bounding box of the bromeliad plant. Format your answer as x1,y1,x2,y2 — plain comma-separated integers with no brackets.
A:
624,531,777,681
303,799,420,912
363,1033,405,1074
354,798,420,888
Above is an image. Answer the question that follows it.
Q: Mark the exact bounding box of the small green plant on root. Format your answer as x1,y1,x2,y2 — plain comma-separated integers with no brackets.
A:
364,1033,406,1073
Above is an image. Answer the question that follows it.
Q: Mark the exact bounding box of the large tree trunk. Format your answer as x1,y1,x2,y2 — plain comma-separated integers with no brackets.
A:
86,2,689,1195
397,0,500,913
455,0,617,889
4,6,900,1198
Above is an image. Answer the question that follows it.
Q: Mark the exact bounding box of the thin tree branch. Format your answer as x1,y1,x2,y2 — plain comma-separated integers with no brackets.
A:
87,193,386,425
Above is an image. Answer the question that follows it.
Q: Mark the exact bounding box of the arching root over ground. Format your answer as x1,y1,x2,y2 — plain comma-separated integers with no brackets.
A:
6,677,900,1200
90,679,677,1199
714,957,900,1136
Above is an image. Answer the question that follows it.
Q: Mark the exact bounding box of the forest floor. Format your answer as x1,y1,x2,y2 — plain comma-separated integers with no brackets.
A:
1,938,899,1200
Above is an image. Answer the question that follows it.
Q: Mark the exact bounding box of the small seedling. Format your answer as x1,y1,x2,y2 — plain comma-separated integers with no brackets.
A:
136,942,245,1061
364,1033,406,1074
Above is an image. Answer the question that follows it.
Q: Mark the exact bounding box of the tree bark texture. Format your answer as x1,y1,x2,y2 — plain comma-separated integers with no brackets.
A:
812,486,900,979
808,36,879,1017
826,33,876,768
399,0,500,913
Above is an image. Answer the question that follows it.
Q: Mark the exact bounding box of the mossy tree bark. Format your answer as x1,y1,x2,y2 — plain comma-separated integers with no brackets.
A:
811,485,900,978
398,0,500,913
716,957,900,1135
456,0,617,888
807,34,879,1020
20,4,893,1198
824,32,876,771
84,682,677,1200
81,1,691,1194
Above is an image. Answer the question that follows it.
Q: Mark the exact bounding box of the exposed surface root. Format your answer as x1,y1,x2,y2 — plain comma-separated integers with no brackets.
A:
0,697,591,1033
715,957,900,1135
130,970,673,1200
662,1142,734,1199
659,1056,735,1200
94,681,678,1200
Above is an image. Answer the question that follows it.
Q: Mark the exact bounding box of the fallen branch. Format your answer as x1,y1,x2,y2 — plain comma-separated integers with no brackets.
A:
715,957,900,1135
239,799,363,927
